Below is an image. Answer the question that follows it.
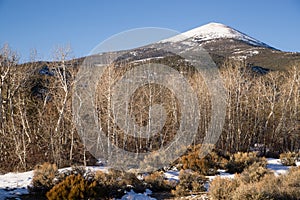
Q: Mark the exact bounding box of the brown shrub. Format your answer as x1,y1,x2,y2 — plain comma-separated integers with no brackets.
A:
181,149,219,175
208,176,239,200
209,162,300,200
280,152,299,166
108,169,144,191
144,171,175,192
46,174,97,200
205,151,229,169
232,167,300,200
236,162,272,184
172,170,207,197
225,152,265,174
231,181,274,200
94,169,145,198
279,166,300,199
30,162,58,193
231,173,282,200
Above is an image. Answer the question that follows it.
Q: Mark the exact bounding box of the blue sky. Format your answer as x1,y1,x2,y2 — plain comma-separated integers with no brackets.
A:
0,0,299,61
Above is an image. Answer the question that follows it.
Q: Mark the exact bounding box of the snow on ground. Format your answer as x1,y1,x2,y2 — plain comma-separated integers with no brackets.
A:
118,189,155,200
164,170,179,182
132,56,164,63
58,166,109,174
0,159,299,199
0,170,33,200
267,158,300,176
267,158,290,176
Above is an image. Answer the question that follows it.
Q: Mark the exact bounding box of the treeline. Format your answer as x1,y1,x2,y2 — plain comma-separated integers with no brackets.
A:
0,45,91,173
218,61,299,153
0,44,299,173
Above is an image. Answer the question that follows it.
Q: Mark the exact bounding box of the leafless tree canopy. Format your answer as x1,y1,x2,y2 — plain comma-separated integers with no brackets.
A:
0,44,299,173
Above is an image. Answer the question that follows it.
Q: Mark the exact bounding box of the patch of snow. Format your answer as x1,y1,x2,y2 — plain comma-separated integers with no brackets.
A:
118,189,156,200
39,66,54,76
216,169,235,179
132,56,164,63
233,49,260,56
181,41,197,46
58,166,109,174
231,55,247,60
0,170,33,200
267,158,291,176
130,51,138,56
164,170,179,182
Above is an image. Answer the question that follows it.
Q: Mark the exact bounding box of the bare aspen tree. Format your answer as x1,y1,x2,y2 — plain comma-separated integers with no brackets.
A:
0,44,15,133
48,45,76,167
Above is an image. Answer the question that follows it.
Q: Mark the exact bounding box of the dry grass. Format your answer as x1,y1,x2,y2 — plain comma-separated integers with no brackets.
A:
209,166,300,200
225,152,266,173
172,170,207,197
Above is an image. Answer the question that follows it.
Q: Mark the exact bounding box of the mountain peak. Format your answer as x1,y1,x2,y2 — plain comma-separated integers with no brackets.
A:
198,22,230,29
162,22,272,48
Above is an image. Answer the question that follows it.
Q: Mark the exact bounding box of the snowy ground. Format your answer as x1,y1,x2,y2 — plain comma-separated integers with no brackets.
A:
0,170,32,200
0,159,299,200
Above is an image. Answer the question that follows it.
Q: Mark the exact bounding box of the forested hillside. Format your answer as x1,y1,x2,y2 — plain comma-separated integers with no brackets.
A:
0,44,299,173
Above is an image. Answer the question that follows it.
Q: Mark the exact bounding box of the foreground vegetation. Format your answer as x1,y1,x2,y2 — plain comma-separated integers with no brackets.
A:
28,150,300,199
209,166,300,200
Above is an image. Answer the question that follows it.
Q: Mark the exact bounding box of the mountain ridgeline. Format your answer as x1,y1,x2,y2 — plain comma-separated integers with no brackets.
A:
160,22,300,71
0,23,299,173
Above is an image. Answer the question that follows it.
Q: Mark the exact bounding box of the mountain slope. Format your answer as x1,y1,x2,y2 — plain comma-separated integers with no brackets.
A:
93,22,299,71
162,22,272,49
158,22,300,70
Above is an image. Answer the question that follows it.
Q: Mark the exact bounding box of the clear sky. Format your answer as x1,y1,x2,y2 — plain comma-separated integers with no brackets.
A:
0,0,299,62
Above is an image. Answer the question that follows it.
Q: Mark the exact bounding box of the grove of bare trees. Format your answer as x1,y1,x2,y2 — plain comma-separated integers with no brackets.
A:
0,44,299,173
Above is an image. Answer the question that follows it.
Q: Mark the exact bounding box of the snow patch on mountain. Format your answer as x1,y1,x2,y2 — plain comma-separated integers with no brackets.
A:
231,48,261,60
161,22,271,48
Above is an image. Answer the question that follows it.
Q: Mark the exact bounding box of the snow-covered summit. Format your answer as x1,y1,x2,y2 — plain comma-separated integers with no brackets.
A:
162,22,271,48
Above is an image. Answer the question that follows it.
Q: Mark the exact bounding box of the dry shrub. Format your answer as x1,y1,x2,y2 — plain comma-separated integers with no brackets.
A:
236,162,272,184
279,166,300,199
206,151,230,169
209,174,279,200
92,170,110,197
140,151,169,172
30,162,58,193
232,181,274,200
94,169,145,198
232,173,282,200
46,174,97,200
225,152,265,174
234,167,300,200
180,146,219,175
280,152,299,166
108,169,144,191
209,176,239,200
172,170,207,197
212,167,300,200
144,171,175,192
47,168,147,199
